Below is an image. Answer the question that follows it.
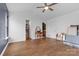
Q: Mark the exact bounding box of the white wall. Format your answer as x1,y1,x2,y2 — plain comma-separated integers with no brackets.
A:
46,10,79,38
9,12,44,42
9,7,79,42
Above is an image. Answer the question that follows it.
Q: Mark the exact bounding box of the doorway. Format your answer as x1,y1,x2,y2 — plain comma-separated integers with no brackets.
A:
42,22,46,38
25,20,31,40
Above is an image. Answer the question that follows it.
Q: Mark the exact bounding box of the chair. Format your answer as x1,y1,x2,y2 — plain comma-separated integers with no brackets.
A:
56,33,65,41
35,26,43,39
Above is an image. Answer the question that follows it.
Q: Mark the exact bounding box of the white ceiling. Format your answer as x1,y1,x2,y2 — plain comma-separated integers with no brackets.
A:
6,3,79,20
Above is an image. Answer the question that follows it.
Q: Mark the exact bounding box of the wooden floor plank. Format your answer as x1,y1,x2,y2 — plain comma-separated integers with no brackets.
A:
3,38,79,56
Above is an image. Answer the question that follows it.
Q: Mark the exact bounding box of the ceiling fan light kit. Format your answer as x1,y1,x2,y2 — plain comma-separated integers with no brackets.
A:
44,6,49,10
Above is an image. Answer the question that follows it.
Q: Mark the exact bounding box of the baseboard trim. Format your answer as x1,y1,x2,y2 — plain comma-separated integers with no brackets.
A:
0,42,9,56
9,40,25,43
64,41,79,48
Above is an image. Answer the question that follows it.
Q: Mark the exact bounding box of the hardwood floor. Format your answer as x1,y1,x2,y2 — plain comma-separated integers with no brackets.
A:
3,38,79,56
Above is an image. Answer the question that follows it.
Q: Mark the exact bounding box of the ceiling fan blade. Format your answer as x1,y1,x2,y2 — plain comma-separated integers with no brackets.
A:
44,3,47,6
49,8,54,11
49,3,57,6
36,6,44,8
42,9,46,12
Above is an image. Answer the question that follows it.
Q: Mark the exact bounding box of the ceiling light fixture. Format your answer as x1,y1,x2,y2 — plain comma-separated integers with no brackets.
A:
44,6,49,10
36,3,57,13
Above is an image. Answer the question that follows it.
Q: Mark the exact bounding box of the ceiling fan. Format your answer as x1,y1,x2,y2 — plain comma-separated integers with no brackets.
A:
36,3,57,13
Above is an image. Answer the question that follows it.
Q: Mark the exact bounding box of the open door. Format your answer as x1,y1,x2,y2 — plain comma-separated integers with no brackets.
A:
42,22,46,38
